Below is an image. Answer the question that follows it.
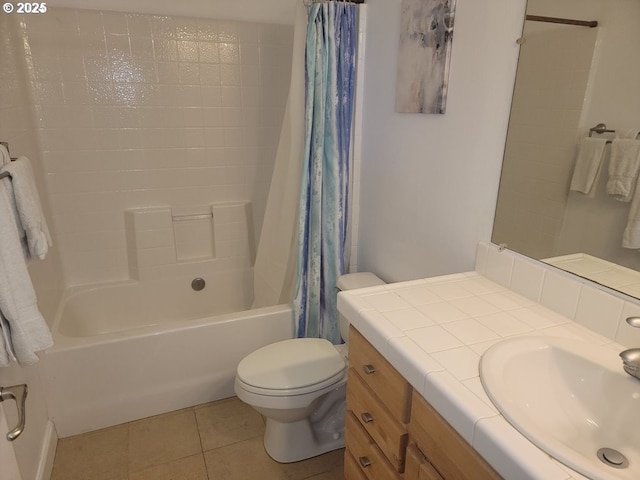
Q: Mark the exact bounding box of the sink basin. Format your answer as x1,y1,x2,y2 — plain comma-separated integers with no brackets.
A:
480,336,640,480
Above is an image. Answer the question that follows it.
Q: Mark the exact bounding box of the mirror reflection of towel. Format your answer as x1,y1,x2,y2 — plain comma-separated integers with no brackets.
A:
569,137,608,196
607,138,640,202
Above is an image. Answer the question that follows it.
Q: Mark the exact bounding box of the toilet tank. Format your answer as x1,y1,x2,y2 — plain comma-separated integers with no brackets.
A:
337,272,385,343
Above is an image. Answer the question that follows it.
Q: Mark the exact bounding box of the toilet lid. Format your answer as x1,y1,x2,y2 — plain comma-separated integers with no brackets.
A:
237,338,345,391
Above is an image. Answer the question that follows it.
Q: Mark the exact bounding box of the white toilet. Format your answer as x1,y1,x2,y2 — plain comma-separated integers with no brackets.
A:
234,272,385,463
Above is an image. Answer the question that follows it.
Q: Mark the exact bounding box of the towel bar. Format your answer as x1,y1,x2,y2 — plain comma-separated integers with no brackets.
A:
0,141,17,181
589,123,640,144
589,123,616,136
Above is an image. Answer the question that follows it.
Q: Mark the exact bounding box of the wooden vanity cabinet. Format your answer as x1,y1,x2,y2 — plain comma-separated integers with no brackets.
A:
405,444,445,480
344,326,503,480
406,391,502,480
344,326,412,480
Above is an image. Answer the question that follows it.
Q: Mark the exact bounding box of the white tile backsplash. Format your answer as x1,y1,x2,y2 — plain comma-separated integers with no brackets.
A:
484,246,514,286
477,242,640,347
540,270,582,319
574,285,624,339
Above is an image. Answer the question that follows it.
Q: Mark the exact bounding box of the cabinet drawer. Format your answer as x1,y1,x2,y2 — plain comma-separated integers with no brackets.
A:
347,367,408,471
349,326,412,422
409,391,502,480
405,443,444,480
344,449,369,480
345,411,402,480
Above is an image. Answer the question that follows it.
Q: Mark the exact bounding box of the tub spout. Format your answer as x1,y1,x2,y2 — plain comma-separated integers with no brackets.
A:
0,384,28,441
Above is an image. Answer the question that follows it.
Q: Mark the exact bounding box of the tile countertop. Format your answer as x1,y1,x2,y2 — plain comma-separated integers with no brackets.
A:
337,271,619,480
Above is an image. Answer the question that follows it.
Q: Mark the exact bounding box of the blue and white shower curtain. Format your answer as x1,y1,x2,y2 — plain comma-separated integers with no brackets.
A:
293,1,357,343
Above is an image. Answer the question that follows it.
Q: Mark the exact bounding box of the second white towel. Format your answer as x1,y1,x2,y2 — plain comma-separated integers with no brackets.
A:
569,137,608,195
607,138,640,202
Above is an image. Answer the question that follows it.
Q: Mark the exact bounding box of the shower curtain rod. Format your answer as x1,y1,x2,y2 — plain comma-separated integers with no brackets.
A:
526,14,598,28
304,0,364,4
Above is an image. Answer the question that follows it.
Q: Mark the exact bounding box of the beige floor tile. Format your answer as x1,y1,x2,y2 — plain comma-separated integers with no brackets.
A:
50,424,129,480
204,436,287,480
129,453,208,480
279,448,345,480
195,397,265,451
305,466,345,480
128,409,202,471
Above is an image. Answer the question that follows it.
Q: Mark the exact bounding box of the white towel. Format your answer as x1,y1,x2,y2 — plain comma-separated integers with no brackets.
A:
569,137,608,195
607,138,640,202
0,156,52,260
0,182,53,366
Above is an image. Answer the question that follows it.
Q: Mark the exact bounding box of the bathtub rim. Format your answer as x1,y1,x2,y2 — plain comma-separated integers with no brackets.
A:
49,280,293,351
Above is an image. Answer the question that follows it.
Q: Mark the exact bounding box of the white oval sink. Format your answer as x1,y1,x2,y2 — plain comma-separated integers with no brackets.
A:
480,336,640,480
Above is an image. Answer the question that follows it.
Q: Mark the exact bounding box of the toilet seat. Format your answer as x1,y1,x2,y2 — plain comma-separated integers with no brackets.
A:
236,338,346,396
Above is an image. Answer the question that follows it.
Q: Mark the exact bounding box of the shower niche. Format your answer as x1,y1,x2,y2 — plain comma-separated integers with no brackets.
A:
171,206,216,262
124,202,254,281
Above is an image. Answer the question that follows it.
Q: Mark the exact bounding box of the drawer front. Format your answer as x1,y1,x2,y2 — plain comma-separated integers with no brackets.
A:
347,367,408,471
345,411,402,480
409,391,502,480
344,450,369,480
405,443,444,480
349,326,412,422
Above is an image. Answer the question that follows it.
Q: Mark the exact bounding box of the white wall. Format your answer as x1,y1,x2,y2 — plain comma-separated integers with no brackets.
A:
356,0,527,282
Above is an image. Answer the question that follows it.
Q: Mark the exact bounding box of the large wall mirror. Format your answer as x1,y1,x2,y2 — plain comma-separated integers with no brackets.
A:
492,0,640,298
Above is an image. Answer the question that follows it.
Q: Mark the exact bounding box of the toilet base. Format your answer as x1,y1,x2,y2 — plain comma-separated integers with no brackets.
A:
263,416,345,463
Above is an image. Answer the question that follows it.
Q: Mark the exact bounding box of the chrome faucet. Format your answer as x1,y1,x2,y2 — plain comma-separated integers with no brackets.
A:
620,317,640,380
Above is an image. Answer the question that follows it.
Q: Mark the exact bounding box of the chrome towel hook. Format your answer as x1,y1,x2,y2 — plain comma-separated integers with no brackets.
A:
0,384,28,441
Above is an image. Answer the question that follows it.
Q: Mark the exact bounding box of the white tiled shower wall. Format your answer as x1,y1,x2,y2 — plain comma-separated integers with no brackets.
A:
477,242,640,348
0,14,65,317
11,7,293,285
0,15,62,480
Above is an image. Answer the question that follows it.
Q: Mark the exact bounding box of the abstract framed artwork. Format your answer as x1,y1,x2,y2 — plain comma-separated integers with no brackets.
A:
395,0,457,114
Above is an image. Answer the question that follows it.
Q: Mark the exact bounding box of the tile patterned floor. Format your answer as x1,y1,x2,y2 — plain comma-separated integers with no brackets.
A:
51,397,345,480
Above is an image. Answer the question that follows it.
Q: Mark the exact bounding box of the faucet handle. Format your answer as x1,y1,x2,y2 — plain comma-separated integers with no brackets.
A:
620,349,640,380
0,384,28,441
626,317,640,328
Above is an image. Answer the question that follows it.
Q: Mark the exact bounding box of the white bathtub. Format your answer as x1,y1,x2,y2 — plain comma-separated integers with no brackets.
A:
41,274,293,437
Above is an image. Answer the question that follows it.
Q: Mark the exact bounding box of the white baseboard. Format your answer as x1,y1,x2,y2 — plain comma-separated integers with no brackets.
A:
36,421,57,480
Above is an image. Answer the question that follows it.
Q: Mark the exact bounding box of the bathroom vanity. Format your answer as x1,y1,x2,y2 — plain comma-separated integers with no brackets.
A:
345,326,411,479
345,326,500,480
340,243,640,480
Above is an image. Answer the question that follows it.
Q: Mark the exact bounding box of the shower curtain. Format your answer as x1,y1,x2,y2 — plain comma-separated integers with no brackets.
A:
252,3,307,308
293,1,357,343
